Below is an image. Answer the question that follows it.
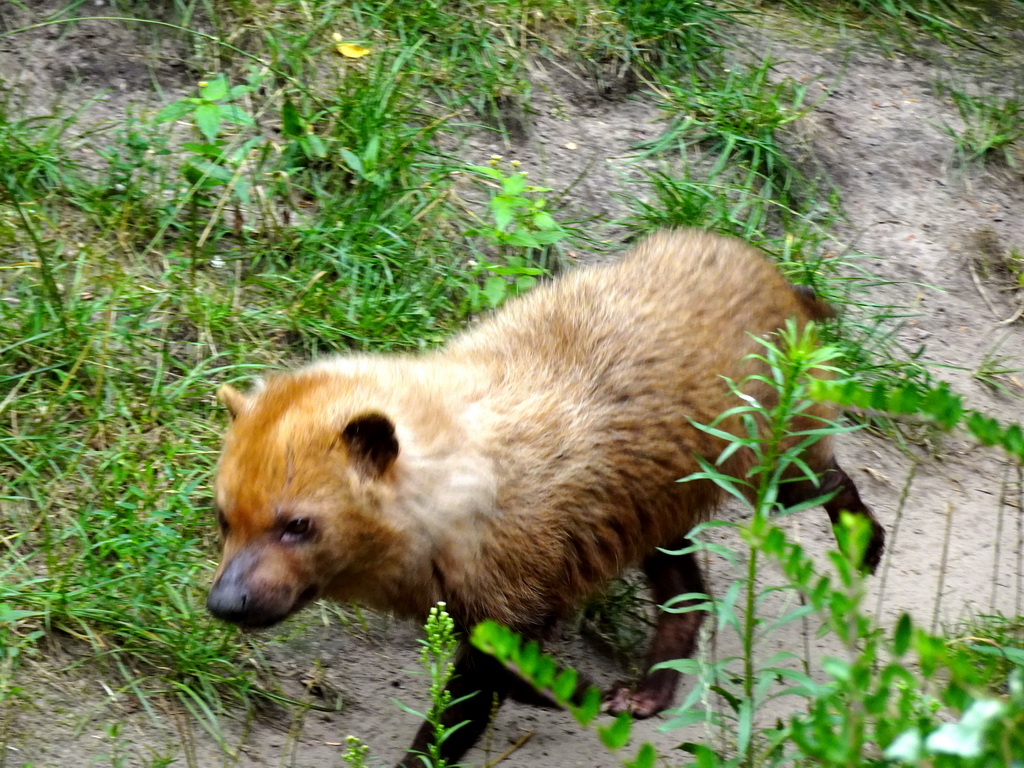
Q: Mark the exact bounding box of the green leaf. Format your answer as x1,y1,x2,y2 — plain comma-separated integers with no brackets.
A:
534,656,556,689
513,275,537,294
364,134,380,165
650,658,702,676
531,228,568,245
661,709,712,731
228,83,253,100
661,592,713,612
340,148,364,175
183,161,229,188
965,643,1024,665
503,230,542,249
439,721,471,743
552,669,578,703
888,382,920,414
470,620,508,657
200,75,229,101
304,134,327,158
574,686,601,726
1002,423,1024,460
484,276,506,308
532,210,558,230
232,178,252,205
481,263,545,276
869,381,889,411
154,99,195,124
821,656,852,682
218,104,254,127
226,136,264,163
709,684,742,714
0,604,41,624
624,742,657,768
490,196,516,231
737,698,753,755
893,613,913,657
501,172,527,195
181,142,224,159
466,164,504,179
516,640,540,673
597,712,632,750
194,103,222,141
966,411,1000,446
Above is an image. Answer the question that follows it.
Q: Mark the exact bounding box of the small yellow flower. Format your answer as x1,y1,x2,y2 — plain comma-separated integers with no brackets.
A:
198,80,208,88
332,32,343,42
336,42,371,58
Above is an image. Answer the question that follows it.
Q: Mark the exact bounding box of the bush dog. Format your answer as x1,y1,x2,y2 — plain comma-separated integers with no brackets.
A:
207,229,884,765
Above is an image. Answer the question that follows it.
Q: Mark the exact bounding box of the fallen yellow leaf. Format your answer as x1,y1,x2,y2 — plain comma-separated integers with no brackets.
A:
336,43,371,58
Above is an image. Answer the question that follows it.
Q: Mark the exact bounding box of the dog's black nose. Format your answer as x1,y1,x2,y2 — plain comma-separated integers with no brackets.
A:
207,549,266,626
206,581,251,623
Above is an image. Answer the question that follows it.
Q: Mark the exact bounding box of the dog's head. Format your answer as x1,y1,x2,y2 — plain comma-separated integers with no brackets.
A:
207,375,402,628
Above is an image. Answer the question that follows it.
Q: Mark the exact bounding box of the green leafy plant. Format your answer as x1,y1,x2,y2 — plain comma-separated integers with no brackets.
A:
154,72,265,206
810,376,1024,462
279,97,328,168
340,735,372,768
464,158,569,253
885,664,1024,766
652,321,858,767
600,0,733,77
461,158,564,311
396,602,465,768
341,0,532,122
472,621,656,767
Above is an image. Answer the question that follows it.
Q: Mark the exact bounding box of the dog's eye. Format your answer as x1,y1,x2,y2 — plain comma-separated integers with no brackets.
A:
282,518,311,541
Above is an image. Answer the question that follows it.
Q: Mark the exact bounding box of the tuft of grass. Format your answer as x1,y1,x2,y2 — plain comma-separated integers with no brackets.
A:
573,0,736,80
939,84,1024,167
762,0,1001,48
972,333,1024,397
580,571,652,662
0,110,82,198
952,614,1024,693
638,55,817,212
343,0,531,121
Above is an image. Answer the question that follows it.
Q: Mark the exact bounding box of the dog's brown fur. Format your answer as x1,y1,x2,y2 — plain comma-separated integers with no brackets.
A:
208,230,884,765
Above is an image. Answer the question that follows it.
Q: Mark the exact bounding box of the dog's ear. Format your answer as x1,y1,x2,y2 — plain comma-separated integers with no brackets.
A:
217,385,248,420
341,412,399,479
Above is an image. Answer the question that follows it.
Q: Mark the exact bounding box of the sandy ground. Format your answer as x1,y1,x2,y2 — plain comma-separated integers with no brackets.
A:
2,4,1023,767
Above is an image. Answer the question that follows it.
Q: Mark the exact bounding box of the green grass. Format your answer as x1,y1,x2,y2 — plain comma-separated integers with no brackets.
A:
973,333,1024,397
637,55,817,211
761,0,1009,48
953,614,1024,690
939,83,1024,167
